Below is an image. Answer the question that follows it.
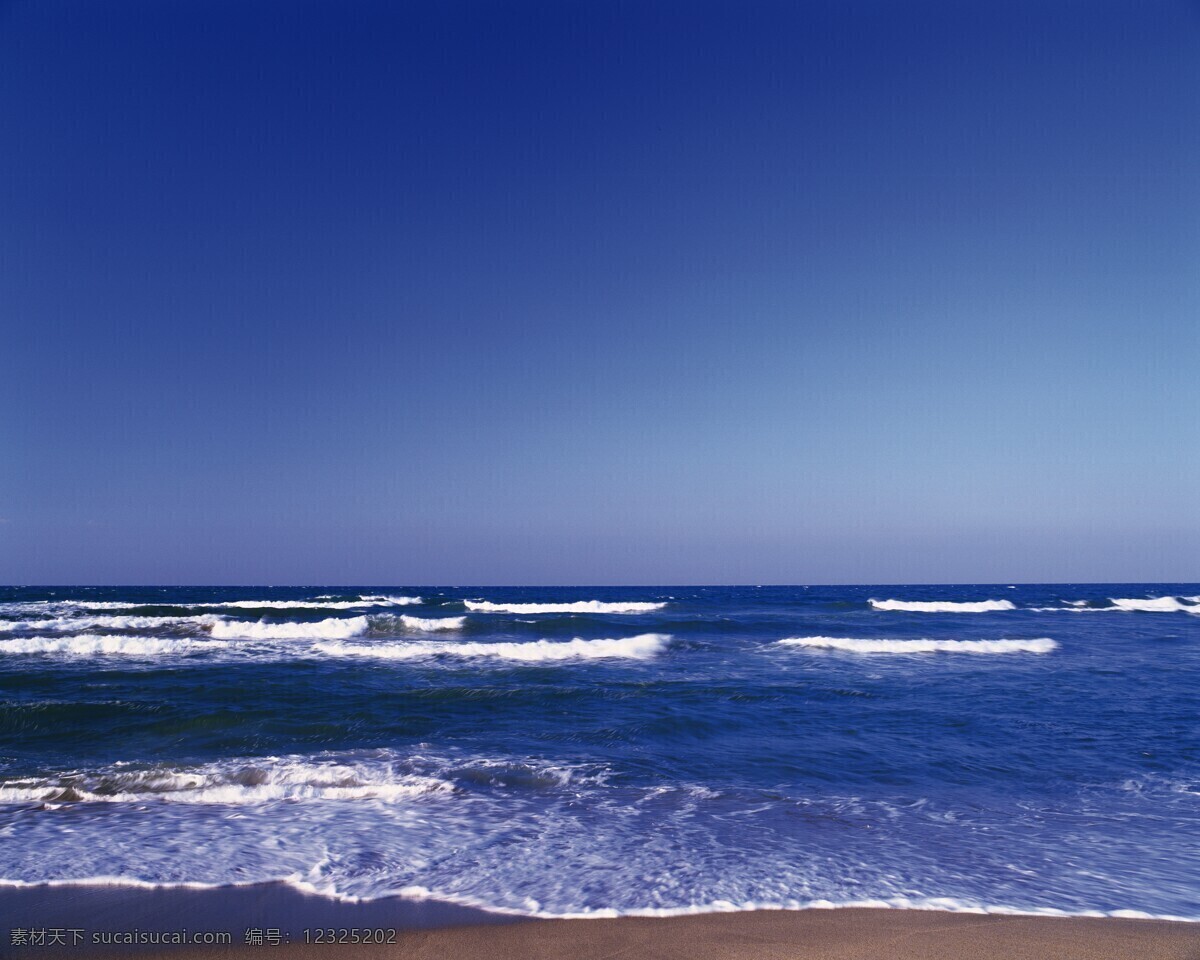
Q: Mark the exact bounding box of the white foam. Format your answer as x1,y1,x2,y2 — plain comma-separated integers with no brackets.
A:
0,635,229,656
209,616,369,640
0,756,452,806
0,877,225,892
315,633,672,662
0,877,1190,923
779,636,1057,655
0,614,220,633
1,600,205,612
50,596,423,611
398,615,467,632
1031,596,1200,613
463,600,667,614
358,595,423,605
869,599,1016,613
37,601,155,610
192,596,422,610
1108,597,1200,614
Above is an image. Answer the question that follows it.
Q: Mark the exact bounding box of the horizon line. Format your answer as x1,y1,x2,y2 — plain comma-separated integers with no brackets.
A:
3,581,1198,589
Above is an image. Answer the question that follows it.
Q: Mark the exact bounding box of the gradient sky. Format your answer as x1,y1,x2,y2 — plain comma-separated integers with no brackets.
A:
2,0,1198,585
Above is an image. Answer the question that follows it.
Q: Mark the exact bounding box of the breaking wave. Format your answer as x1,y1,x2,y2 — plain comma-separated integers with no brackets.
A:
1029,597,1200,614
0,635,229,657
398,615,466,632
209,617,369,640
779,636,1057,655
0,755,452,806
869,599,1016,613
463,600,667,614
199,596,422,610
0,614,221,633
1108,597,1200,614
315,633,672,662
21,596,425,612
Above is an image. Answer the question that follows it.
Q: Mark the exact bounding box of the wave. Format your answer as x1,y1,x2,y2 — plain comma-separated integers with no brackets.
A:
1029,597,1200,614
514,897,1197,923
463,600,667,614
19,596,425,612
0,755,452,806
209,616,369,640
0,635,229,657
200,596,422,610
398,615,466,632
1108,597,1200,614
779,636,1057,655
0,614,221,634
13,601,164,611
315,633,672,662
0,749,605,808
0,876,1190,923
869,599,1016,613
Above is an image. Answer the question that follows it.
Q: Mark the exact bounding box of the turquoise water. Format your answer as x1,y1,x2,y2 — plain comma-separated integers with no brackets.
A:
1,585,1197,919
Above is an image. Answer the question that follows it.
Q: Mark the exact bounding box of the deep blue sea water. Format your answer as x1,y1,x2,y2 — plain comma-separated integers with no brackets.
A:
1,585,1197,920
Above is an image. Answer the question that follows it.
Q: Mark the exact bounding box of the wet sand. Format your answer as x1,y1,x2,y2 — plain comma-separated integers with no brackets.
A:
6,882,1198,959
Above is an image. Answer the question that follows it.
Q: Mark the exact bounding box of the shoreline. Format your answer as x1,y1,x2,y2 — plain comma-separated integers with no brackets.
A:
6,883,1198,959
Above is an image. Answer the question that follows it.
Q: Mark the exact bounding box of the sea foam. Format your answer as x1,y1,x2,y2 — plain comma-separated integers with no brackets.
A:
1030,597,1200,614
188,596,422,610
315,633,672,662
0,635,229,656
0,755,452,806
0,614,221,633
1108,597,1200,614
779,636,1057,655
49,596,423,611
398,615,466,632
869,599,1016,613
464,600,667,614
209,616,369,640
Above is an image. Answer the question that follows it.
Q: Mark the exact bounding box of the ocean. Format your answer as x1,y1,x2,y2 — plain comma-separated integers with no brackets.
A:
1,585,1197,922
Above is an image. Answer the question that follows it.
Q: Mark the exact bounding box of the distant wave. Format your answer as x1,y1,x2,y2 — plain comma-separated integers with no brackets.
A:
1108,597,1200,614
0,755,451,806
1029,597,1200,614
200,596,422,610
464,600,667,614
209,616,369,640
869,599,1016,613
779,636,1057,655
31,596,425,612
11,601,163,611
315,633,672,662
0,614,220,633
397,615,466,632
0,635,229,656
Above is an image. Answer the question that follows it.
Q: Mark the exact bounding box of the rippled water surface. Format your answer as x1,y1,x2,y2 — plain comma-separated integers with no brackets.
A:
1,584,1197,920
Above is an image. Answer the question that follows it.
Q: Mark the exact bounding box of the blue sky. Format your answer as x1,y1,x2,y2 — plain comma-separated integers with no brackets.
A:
2,0,1197,584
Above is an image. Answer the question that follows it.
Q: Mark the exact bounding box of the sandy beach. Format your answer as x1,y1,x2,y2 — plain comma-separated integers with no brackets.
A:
7,883,1198,960
242,911,1200,960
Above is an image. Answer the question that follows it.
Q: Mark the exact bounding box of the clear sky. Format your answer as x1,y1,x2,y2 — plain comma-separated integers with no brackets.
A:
2,0,1197,585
